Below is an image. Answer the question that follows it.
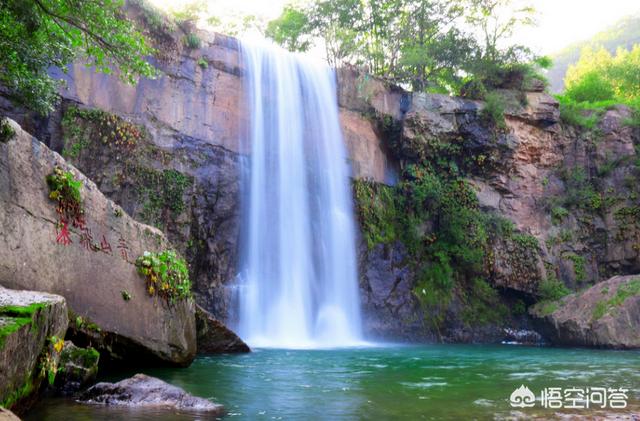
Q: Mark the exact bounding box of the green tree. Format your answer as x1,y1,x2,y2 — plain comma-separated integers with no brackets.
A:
564,45,640,104
265,6,312,52
267,0,476,91
0,0,157,115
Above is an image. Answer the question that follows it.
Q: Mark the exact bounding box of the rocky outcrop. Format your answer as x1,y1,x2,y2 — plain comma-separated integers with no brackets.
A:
0,17,637,346
54,341,99,395
0,119,196,365
195,305,250,354
0,408,20,421
79,373,224,415
0,286,68,412
531,275,640,349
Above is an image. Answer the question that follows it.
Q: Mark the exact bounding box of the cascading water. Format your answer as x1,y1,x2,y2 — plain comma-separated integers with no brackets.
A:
237,41,363,348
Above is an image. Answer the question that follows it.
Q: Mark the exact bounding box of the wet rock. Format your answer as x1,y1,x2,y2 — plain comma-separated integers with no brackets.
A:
0,119,196,366
501,328,544,345
79,373,224,415
0,286,68,412
195,305,250,353
531,275,640,349
54,341,99,395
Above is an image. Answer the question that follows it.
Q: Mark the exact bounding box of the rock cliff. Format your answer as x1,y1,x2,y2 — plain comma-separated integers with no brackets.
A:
1,13,638,347
0,119,196,365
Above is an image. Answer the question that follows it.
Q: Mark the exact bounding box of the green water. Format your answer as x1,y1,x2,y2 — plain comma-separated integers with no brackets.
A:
26,345,639,420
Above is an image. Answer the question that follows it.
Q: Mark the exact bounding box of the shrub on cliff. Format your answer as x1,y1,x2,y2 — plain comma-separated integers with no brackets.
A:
0,0,157,114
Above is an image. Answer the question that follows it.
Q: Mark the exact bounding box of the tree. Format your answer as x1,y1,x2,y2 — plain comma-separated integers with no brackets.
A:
265,6,312,52
564,45,640,104
0,0,157,115
267,0,476,91
463,0,537,89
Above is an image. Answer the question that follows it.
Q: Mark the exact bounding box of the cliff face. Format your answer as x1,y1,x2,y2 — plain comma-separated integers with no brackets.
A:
2,23,638,345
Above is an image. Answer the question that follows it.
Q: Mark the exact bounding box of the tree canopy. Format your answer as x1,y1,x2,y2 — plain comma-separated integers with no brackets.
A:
564,45,640,104
265,0,542,95
0,0,157,114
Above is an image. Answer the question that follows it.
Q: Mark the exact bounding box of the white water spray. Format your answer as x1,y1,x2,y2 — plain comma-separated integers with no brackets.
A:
238,41,363,348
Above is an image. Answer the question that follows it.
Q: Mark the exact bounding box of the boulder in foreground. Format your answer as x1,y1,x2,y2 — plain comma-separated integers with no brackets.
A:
0,118,196,365
195,305,250,354
79,373,224,415
0,286,68,412
531,275,640,349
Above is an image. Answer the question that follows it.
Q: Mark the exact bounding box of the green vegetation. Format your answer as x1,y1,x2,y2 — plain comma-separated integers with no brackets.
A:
563,253,587,283
537,276,570,302
592,278,640,320
548,14,640,92
183,33,201,49
121,290,132,301
479,92,507,130
551,206,569,225
135,168,192,227
557,44,640,129
0,0,157,115
197,57,208,69
0,118,15,143
62,106,144,159
266,0,544,95
59,344,100,368
46,166,83,222
135,250,192,301
354,163,515,332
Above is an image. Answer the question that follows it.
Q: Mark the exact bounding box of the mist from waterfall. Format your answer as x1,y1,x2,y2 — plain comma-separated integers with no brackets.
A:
237,41,363,348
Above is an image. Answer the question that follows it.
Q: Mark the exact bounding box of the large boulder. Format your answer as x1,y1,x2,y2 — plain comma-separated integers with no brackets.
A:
54,341,100,395
0,286,68,412
531,275,640,349
79,373,224,415
195,305,249,353
0,118,196,365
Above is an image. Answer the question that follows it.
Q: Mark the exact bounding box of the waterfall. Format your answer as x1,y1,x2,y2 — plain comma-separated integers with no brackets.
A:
238,41,363,348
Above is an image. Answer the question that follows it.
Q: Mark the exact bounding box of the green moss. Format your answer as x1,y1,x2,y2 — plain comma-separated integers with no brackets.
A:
1,375,34,409
183,33,201,49
353,179,399,249
479,91,507,130
0,303,46,349
537,276,570,301
536,300,560,316
134,167,193,227
551,206,569,225
592,278,640,320
461,278,509,326
511,233,539,250
59,346,100,368
61,105,144,160
0,118,15,143
563,253,587,282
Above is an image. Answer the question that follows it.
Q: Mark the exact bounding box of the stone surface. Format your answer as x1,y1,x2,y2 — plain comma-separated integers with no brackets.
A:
0,119,196,365
1,22,639,346
195,304,250,354
0,408,20,421
79,373,224,414
0,286,68,411
531,275,640,349
54,341,99,395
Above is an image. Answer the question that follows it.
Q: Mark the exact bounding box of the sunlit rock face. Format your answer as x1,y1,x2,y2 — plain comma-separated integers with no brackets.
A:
0,18,638,345
0,119,196,365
